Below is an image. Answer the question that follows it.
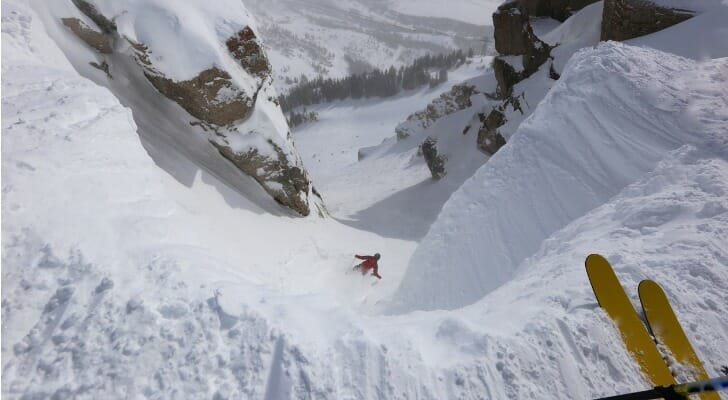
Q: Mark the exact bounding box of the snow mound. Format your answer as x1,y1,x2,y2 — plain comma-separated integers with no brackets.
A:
388,41,728,312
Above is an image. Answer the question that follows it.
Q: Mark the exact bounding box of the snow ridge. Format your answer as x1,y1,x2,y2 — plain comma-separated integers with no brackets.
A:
389,42,728,312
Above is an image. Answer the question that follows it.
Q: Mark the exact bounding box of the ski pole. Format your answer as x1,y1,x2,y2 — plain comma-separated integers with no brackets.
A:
595,376,728,400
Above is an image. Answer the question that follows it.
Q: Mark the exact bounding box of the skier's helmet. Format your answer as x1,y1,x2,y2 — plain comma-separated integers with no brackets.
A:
375,253,381,260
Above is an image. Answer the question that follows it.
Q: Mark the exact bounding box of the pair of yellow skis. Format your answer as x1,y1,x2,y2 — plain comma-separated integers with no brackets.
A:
585,254,719,400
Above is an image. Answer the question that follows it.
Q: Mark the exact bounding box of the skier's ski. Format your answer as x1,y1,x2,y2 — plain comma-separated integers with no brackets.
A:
594,375,728,400
585,254,676,386
638,280,720,400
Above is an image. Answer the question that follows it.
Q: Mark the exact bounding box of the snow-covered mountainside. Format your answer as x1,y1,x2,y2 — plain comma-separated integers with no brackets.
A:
31,0,322,216
246,0,499,92
388,1,728,313
294,57,494,240
3,0,728,399
389,40,728,312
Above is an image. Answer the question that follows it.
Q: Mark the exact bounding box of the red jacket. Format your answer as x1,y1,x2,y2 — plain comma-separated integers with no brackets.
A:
355,255,381,279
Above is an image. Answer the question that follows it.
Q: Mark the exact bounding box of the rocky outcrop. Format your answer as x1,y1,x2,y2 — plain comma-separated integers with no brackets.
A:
601,0,694,41
421,137,446,179
212,140,311,216
144,67,255,127
395,84,477,140
519,0,600,21
493,57,522,98
226,26,271,79
493,2,530,55
61,18,112,53
71,0,116,34
492,2,552,97
124,35,259,127
477,110,507,155
62,1,319,216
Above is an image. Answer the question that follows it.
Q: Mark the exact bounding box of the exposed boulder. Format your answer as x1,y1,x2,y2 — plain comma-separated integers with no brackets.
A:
212,140,312,216
143,67,255,127
477,110,507,155
421,137,447,179
523,39,551,74
89,60,111,77
71,0,116,34
226,26,271,80
395,84,477,140
493,57,523,98
493,2,531,55
492,1,552,97
61,18,112,53
493,46,550,98
601,0,694,41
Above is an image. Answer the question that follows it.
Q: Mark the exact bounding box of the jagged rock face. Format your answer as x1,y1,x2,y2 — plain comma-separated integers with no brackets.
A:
493,2,530,55
601,0,694,41
61,0,319,216
477,110,507,155
212,140,311,215
493,57,522,98
492,2,552,98
519,0,600,21
395,84,477,140
143,67,255,127
492,49,550,98
61,18,112,54
226,27,271,80
421,137,446,179
71,0,116,34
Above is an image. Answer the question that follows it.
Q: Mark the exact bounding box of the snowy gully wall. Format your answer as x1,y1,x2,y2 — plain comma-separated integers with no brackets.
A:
388,42,723,312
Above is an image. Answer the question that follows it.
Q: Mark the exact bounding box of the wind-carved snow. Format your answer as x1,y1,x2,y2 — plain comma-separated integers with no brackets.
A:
389,42,728,312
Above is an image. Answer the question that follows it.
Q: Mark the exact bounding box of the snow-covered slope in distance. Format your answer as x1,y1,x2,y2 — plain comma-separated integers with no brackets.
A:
294,57,493,240
246,0,498,92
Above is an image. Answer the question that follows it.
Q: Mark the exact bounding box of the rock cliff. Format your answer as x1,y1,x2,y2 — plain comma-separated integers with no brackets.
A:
60,0,321,216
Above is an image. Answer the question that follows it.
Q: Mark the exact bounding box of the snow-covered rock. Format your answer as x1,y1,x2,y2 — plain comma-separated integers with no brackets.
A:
44,0,321,216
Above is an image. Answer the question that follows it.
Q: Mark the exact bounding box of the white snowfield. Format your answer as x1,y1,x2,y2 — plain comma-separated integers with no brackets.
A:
245,0,498,92
3,1,728,400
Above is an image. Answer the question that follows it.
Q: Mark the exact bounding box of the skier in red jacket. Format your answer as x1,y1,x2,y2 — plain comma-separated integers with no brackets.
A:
354,253,382,279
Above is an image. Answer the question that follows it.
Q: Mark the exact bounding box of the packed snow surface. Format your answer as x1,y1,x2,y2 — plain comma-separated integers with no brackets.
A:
3,0,728,399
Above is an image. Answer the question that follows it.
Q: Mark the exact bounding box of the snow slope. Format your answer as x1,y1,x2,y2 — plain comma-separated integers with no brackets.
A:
3,1,728,399
245,0,497,91
390,41,728,312
31,0,319,216
295,57,493,240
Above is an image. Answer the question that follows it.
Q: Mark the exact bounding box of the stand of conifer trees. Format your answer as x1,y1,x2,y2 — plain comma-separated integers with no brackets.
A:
280,49,473,112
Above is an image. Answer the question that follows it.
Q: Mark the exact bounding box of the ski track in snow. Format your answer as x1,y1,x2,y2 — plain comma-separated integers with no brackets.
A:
2,1,728,399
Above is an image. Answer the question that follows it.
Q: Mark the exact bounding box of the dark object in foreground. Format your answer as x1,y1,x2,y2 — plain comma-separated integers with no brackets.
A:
595,376,728,400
